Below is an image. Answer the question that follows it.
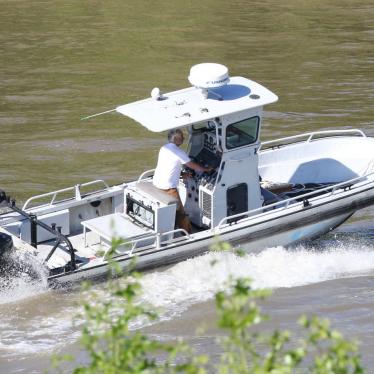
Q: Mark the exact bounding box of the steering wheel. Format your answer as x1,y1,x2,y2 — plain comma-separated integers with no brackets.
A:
182,166,195,178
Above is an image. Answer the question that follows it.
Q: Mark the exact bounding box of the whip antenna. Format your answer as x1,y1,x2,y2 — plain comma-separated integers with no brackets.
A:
81,108,116,121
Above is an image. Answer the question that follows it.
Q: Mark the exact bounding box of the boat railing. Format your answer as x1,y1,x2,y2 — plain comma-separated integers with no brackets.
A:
259,129,366,152
137,169,155,182
0,196,77,271
22,179,110,210
217,170,374,230
363,159,374,176
113,228,191,257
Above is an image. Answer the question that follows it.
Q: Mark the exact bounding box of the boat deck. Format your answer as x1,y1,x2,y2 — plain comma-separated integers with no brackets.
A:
36,231,101,269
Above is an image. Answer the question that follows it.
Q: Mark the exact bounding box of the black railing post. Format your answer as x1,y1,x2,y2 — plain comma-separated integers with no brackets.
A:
30,213,38,248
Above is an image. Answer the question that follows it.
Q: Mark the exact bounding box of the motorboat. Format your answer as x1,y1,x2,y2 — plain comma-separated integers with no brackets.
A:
1,63,374,286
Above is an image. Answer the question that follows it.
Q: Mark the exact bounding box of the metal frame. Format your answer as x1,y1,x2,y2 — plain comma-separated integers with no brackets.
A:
1,197,76,271
82,224,190,259
137,169,155,182
112,228,191,258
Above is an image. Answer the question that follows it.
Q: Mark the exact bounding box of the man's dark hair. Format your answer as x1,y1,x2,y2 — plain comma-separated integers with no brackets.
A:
167,129,183,144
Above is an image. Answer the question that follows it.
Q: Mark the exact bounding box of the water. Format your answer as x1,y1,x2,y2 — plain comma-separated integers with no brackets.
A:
1,0,374,372
1,239,374,372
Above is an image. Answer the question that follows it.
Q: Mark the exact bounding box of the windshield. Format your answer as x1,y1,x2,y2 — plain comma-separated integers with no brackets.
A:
226,117,259,149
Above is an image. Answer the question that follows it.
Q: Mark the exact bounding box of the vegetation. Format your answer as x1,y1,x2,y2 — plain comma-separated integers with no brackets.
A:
53,239,364,373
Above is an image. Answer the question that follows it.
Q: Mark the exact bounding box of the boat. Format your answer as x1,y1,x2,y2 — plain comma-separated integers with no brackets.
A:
1,63,374,286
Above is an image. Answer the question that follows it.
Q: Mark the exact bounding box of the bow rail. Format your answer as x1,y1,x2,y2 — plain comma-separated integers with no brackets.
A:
259,129,366,152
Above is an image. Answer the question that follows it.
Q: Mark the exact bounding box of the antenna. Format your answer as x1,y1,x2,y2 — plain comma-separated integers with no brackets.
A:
80,108,116,121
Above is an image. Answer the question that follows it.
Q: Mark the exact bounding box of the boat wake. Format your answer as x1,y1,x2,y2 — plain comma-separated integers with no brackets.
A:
0,250,49,305
139,240,374,321
1,239,374,360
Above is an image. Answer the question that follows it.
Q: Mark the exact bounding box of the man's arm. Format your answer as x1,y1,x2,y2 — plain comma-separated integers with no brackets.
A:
185,161,213,173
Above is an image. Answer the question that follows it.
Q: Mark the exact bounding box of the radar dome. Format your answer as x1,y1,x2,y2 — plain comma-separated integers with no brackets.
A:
188,63,229,89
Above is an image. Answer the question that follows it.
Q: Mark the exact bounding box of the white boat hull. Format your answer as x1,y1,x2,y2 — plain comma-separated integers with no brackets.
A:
48,181,374,286
48,212,352,285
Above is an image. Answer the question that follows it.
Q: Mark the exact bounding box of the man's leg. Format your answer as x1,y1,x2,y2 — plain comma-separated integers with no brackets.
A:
164,188,192,234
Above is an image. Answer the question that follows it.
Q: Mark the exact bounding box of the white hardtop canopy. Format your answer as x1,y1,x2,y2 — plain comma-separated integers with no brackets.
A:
116,74,278,133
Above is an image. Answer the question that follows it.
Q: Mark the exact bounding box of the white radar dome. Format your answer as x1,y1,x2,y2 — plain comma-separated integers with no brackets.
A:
188,63,229,89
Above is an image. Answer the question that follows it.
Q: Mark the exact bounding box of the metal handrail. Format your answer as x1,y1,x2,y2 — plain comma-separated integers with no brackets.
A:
363,159,374,176
217,170,374,229
113,228,191,257
22,179,110,210
157,228,190,243
259,129,366,151
137,169,155,182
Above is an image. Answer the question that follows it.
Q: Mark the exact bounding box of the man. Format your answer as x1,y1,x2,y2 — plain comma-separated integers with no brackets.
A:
153,128,212,233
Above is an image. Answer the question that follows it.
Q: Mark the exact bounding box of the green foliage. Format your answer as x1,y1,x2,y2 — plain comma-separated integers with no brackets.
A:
215,277,270,373
214,276,363,374
57,238,365,373
210,235,246,258
300,315,364,374
72,273,208,374
63,236,208,373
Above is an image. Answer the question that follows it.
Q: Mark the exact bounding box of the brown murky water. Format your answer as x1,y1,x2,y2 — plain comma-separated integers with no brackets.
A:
1,0,374,372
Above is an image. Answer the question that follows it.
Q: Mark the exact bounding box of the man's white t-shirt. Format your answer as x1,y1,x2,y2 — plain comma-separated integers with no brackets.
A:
153,143,191,189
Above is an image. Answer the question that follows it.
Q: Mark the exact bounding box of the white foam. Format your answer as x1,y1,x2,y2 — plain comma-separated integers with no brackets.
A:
0,306,81,357
0,277,47,305
0,250,49,305
139,244,374,318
